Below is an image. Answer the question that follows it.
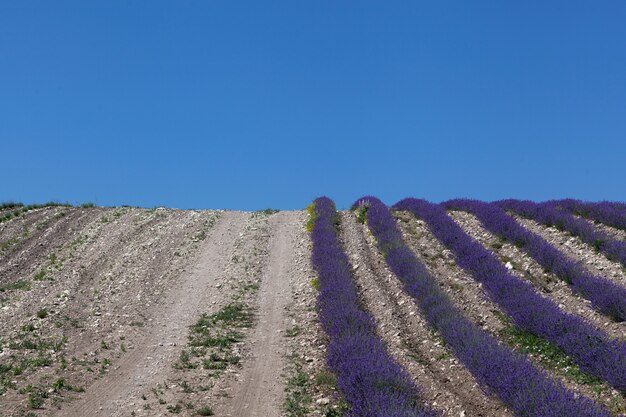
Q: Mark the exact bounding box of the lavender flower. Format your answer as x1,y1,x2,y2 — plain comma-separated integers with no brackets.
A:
498,199,626,268
353,196,611,417
394,198,626,394
444,199,626,321
310,197,438,417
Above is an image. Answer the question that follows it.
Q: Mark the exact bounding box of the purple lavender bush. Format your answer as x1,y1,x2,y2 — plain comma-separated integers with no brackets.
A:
553,199,626,232
498,199,626,268
310,197,438,417
353,196,611,417
444,199,626,321
394,198,626,394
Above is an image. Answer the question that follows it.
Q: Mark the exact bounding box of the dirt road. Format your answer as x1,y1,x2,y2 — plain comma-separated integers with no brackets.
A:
219,211,300,417
1,208,328,417
55,211,247,416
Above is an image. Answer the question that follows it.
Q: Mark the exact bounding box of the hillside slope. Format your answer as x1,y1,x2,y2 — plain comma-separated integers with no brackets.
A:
1,200,625,417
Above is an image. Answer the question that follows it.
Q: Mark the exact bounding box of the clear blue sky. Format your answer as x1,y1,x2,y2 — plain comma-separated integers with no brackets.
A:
1,2,625,210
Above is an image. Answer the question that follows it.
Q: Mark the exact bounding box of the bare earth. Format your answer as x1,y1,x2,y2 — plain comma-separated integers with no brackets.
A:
0,207,327,417
56,211,247,416
219,212,299,417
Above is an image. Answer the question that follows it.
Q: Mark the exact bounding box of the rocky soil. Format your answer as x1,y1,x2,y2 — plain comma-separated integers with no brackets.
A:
0,207,328,417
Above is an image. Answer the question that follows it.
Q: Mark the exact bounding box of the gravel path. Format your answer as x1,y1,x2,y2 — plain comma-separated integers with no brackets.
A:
219,211,301,417
54,211,247,416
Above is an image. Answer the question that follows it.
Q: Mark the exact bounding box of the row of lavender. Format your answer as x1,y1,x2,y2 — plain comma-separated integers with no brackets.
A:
445,199,626,321
395,198,626,394
308,196,618,416
554,199,626,232
354,196,609,416
308,197,437,417
498,199,626,267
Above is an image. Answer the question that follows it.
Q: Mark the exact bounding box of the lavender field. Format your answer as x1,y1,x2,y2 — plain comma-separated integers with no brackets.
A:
309,197,626,417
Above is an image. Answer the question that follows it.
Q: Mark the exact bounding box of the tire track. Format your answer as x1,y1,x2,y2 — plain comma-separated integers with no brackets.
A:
220,211,299,417
55,211,247,416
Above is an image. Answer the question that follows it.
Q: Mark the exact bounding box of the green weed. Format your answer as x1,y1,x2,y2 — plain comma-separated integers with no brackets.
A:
196,405,214,416
0,280,31,292
33,270,46,281
254,208,280,216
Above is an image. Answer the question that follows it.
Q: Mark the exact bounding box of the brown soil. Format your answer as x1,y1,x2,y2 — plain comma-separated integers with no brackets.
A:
0,208,332,417
1,207,223,416
0,207,66,245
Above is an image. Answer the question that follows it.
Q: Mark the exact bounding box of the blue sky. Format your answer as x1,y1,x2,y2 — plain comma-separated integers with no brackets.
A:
1,2,625,210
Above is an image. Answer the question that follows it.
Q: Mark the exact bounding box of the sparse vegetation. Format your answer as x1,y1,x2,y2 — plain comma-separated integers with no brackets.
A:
174,301,252,374
309,277,320,290
0,280,31,292
0,237,18,251
284,361,312,417
33,270,46,281
0,202,71,225
0,201,24,210
254,208,280,216
354,202,369,224
196,405,214,416
490,309,604,389
192,230,207,242
285,325,301,337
